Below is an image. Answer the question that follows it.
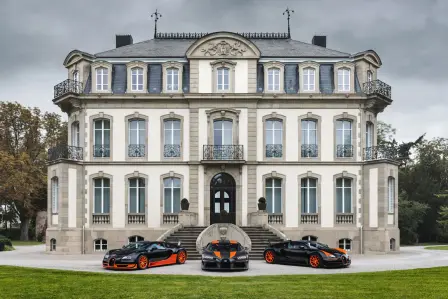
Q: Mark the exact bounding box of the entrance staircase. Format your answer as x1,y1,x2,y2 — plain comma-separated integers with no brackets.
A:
164,226,207,260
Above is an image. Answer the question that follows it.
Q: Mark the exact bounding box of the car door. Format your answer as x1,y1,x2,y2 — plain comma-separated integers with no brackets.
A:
159,242,174,260
283,241,305,263
146,243,167,261
275,242,292,262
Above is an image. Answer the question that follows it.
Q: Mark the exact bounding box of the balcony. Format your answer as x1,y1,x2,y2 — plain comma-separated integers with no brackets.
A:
54,79,83,99
335,213,354,224
164,144,181,158
163,213,179,224
202,145,244,162
364,146,399,161
93,144,110,158
268,213,283,225
128,144,145,158
266,144,283,158
92,214,110,225
128,213,145,224
301,144,318,158
336,144,353,158
48,145,83,162
301,213,319,224
363,79,392,100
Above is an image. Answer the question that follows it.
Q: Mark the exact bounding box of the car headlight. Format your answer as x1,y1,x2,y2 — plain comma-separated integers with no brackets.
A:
104,254,109,259
236,255,248,260
121,255,134,260
202,255,215,260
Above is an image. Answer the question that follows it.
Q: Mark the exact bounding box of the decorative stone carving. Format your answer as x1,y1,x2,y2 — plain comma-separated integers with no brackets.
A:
201,40,247,57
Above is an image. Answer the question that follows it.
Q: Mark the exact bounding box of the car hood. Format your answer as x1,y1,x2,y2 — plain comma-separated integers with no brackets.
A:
108,248,145,256
320,248,348,256
203,249,247,259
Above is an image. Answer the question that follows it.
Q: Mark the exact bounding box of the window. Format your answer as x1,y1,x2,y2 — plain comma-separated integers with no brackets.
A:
50,238,56,251
166,68,179,91
301,178,317,214
337,68,350,92
51,177,58,214
367,70,373,82
366,122,374,148
388,177,395,213
265,178,282,213
338,239,351,251
71,122,80,147
217,67,229,91
390,238,396,251
73,70,79,82
303,68,315,91
302,235,318,241
94,178,110,214
301,119,317,158
164,119,181,158
96,67,108,91
267,68,280,91
163,177,181,213
265,119,283,158
129,178,145,214
128,119,145,157
336,119,353,157
336,178,352,213
128,235,144,243
93,119,110,157
94,239,108,251
131,67,144,91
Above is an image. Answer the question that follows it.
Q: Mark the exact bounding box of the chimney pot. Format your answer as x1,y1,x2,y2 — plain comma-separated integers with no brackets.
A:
312,35,326,48
116,34,133,48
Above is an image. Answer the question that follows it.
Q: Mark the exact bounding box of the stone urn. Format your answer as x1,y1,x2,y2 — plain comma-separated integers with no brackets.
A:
258,197,267,211
180,198,189,211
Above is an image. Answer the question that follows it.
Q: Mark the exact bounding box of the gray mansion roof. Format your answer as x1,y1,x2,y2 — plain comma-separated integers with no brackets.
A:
95,34,352,59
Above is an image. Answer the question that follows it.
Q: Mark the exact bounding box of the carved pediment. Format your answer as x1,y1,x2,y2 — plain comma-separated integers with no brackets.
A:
201,40,247,57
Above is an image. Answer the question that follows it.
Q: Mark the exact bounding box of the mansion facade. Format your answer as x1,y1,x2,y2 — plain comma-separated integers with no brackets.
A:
47,30,399,254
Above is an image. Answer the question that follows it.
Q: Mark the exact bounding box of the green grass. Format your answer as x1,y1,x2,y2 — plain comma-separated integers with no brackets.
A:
11,240,43,246
424,245,448,250
0,266,447,299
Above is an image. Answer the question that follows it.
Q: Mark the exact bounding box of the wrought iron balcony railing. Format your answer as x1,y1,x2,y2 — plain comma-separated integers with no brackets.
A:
364,146,399,161
363,79,392,100
203,145,244,160
266,144,283,158
93,144,110,158
48,145,83,161
54,79,83,99
164,144,181,158
301,144,318,158
336,144,353,158
128,144,145,157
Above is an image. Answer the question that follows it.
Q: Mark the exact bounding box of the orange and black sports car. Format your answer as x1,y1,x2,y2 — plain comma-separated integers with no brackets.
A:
102,241,187,270
263,240,351,268
201,240,249,271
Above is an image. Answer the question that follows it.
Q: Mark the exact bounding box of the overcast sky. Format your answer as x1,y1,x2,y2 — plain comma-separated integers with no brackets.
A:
1,0,446,142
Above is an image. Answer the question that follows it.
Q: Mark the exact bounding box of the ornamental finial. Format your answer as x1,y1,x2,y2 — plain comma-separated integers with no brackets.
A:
151,9,162,38
283,7,294,38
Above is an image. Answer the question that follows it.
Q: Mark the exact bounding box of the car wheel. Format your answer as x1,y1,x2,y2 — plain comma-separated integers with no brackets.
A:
264,250,276,264
137,255,149,270
177,250,187,264
309,254,321,268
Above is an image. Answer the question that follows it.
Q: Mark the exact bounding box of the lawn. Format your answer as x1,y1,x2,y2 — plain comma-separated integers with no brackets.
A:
424,245,448,250
0,266,447,299
11,240,43,246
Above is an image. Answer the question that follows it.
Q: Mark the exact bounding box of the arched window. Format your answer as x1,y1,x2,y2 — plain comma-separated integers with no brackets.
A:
131,67,144,91
95,67,108,91
166,67,179,91
390,238,396,251
265,178,282,214
217,67,229,91
335,119,353,157
93,178,110,214
51,177,59,214
302,235,318,241
163,177,181,213
303,68,315,91
301,178,317,213
265,119,283,158
366,121,374,148
337,68,350,91
128,235,144,243
336,177,352,213
94,239,108,251
338,238,351,251
50,238,56,251
128,118,146,157
388,177,395,213
301,119,317,157
71,121,80,147
163,119,181,158
93,119,111,157
267,68,280,91
128,178,145,214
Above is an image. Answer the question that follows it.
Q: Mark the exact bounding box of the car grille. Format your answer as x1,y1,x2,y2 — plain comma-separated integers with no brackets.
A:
108,258,115,267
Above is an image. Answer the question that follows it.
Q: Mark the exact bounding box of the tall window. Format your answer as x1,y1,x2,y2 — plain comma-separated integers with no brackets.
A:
336,119,353,157
388,177,395,213
265,119,283,158
267,68,280,91
94,119,110,157
94,239,108,251
301,119,317,158
337,68,350,91
73,70,79,82
367,70,373,82
50,239,56,251
301,178,317,214
163,177,181,213
336,178,352,213
96,67,108,91
51,177,58,214
366,122,374,148
94,178,110,214
217,67,229,91
303,68,315,91
129,178,145,214
128,119,145,157
338,239,351,251
265,178,282,213
131,67,144,91
164,119,181,158
71,122,80,147
167,68,179,91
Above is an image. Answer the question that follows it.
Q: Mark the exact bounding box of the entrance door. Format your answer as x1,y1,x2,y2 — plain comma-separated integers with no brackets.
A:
210,173,236,224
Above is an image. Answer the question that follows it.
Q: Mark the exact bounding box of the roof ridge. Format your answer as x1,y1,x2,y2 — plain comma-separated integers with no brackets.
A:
94,39,154,56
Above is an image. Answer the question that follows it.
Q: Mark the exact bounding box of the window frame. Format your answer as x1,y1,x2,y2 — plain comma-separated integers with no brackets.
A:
131,67,144,91
125,173,148,226
126,61,147,93
333,113,357,161
263,62,285,93
161,113,184,161
162,61,184,93
124,113,148,161
128,177,145,214
51,177,59,214
93,177,111,214
89,172,113,227
50,238,56,251
333,172,357,226
300,178,318,214
91,61,112,93
210,60,236,93
338,238,352,251
71,121,80,147
89,113,113,161
334,61,355,93
298,62,320,93
262,113,286,161
160,173,184,220
94,238,108,251
388,177,395,214
128,235,144,243
262,172,286,223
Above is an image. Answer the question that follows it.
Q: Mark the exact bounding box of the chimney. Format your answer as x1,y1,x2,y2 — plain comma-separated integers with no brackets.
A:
312,35,326,48
116,35,133,48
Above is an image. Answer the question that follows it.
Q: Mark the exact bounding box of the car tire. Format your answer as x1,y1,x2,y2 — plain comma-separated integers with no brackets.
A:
264,250,276,264
137,255,149,270
176,250,187,264
309,254,321,268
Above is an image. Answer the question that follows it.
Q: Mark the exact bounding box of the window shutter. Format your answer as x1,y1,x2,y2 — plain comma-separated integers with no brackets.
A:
256,63,264,92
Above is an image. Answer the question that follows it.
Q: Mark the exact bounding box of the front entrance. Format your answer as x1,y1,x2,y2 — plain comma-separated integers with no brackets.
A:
210,172,236,224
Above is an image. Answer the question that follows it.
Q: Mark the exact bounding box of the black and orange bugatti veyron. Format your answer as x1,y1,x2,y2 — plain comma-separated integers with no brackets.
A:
201,240,249,271
102,241,187,270
263,240,351,268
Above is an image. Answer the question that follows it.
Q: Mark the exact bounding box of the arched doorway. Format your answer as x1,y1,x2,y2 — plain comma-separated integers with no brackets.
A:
210,172,236,224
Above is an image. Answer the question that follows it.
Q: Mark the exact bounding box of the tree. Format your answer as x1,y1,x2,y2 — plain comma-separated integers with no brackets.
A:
377,120,396,147
398,192,430,244
436,206,448,242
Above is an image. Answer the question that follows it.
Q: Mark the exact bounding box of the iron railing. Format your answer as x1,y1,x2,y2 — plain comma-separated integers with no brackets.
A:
164,144,181,158
266,144,283,158
268,213,283,224
301,144,318,158
203,145,244,160
364,146,399,161
128,144,145,158
336,144,353,158
93,144,110,158
336,213,354,224
301,213,319,224
363,79,392,99
54,79,83,99
48,145,83,161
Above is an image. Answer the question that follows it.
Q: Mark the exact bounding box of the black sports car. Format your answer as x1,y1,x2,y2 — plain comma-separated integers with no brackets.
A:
263,240,351,268
201,240,249,271
102,241,187,270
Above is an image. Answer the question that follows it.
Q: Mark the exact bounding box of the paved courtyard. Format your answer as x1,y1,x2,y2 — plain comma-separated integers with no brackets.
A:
1,245,447,276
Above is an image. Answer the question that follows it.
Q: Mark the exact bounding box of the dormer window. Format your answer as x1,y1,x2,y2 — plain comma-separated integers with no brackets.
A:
131,67,144,91
334,62,355,93
337,68,350,92
166,68,179,91
268,68,280,91
73,70,79,82
303,68,315,91
217,67,229,91
162,62,183,93
211,60,236,93
96,67,108,91
263,62,285,93
367,70,373,82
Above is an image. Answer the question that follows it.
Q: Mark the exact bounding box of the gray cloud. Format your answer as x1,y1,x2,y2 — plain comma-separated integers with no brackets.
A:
0,0,446,141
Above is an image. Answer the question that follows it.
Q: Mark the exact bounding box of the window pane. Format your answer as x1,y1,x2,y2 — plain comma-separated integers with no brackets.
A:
103,179,110,188
139,187,145,213
344,187,351,213
173,129,181,144
266,178,272,188
173,178,181,188
138,126,145,145
94,188,101,213
274,187,282,213
94,179,101,188
103,129,110,145
274,130,282,144
309,188,317,213
173,188,181,213
138,178,145,187
163,178,171,187
336,178,342,188
214,126,222,145
309,178,317,188
103,188,110,213
164,188,171,213
273,178,281,187
129,178,136,188
336,188,343,213
266,187,273,213
129,188,137,213
301,187,307,213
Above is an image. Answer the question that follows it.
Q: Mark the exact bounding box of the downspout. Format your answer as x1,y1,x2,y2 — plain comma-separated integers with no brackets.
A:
360,225,363,254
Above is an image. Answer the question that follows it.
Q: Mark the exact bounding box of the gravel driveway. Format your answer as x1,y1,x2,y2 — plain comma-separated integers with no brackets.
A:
1,245,447,276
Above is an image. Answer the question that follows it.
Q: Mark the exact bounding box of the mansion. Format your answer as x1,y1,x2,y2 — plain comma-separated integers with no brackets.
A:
47,28,399,254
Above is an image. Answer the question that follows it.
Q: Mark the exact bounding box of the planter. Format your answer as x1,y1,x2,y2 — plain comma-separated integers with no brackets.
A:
258,197,267,211
180,198,190,211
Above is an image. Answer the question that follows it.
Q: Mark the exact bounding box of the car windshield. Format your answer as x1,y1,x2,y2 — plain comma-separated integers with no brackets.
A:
309,242,329,249
207,243,240,252
122,242,149,250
